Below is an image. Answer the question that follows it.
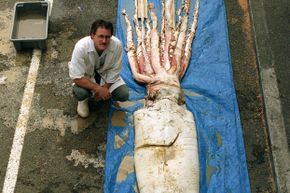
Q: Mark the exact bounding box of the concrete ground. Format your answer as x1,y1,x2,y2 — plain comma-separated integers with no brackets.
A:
225,0,276,192
0,0,288,193
248,0,290,192
0,0,117,192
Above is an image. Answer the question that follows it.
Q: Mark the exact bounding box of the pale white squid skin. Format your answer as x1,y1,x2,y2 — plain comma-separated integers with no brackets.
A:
134,98,199,193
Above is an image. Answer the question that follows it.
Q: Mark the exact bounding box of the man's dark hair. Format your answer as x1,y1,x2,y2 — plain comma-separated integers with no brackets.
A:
90,19,114,35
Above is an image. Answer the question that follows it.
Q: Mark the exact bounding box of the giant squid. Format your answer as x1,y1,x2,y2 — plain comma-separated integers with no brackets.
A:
122,0,199,192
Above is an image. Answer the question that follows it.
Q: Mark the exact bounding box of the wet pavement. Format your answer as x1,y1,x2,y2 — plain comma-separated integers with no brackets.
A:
248,0,290,191
259,0,290,150
0,0,288,192
226,0,290,192
225,0,276,192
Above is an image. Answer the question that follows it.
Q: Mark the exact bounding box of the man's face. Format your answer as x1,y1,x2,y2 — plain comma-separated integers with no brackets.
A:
91,27,112,52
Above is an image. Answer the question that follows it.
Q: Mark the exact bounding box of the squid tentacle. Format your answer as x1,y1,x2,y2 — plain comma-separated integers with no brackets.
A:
149,4,165,74
180,0,199,79
163,0,175,70
122,10,154,83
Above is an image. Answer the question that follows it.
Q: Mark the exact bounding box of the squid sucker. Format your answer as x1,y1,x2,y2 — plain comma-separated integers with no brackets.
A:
122,0,200,192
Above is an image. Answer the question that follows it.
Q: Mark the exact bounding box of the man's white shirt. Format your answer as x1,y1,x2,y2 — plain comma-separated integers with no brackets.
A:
68,36,125,92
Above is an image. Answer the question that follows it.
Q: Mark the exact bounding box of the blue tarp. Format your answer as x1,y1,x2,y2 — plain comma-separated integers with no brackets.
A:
104,0,251,192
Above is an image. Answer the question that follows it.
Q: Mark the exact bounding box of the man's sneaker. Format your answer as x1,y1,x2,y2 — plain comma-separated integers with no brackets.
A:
77,98,89,118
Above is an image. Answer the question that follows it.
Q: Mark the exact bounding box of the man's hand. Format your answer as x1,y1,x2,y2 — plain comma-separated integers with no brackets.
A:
94,86,111,101
73,78,112,101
